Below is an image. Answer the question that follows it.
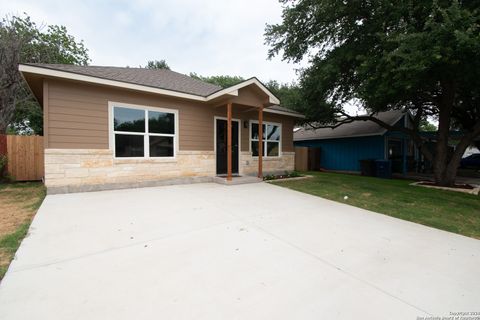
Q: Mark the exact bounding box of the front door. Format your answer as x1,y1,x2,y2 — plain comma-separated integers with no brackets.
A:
388,139,403,173
216,119,239,175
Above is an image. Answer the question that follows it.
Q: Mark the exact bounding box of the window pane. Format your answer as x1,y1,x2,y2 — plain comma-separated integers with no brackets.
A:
267,142,279,156
251,141,265,157
149,136,174,157
251,123,266,139
251,123,259,140
267,124,280,141
115,134,144,157
251,141,259,156
114,107,145,132
149,111,175,134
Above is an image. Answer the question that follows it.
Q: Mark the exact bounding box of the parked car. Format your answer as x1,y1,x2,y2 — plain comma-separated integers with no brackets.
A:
460,153,480,169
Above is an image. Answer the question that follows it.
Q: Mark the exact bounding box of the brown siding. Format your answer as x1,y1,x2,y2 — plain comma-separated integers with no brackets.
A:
47,79,216,150
46,79,296,152
230,85,268,107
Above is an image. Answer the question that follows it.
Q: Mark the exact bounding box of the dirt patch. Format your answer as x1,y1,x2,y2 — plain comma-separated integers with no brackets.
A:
0,182,45,277
411,181,480,195
417,181,476,190
0,185,41,235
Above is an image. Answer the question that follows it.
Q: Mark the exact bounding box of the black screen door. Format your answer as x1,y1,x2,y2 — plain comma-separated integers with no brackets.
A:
216,119,239,175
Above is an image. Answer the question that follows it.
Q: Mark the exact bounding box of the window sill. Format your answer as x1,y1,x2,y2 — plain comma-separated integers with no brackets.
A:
251,156,282,161
114,157,177,164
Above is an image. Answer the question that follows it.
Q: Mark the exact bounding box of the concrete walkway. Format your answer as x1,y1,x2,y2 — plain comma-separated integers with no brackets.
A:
0,183,479,319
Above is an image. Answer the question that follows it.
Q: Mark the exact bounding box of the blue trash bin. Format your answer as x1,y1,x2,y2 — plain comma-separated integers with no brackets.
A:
375,160,392,179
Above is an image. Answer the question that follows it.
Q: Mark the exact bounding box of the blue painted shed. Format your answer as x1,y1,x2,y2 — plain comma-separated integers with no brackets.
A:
294,110,418,174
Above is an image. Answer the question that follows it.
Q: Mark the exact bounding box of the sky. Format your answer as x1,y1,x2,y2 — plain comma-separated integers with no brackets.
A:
0,0,306,84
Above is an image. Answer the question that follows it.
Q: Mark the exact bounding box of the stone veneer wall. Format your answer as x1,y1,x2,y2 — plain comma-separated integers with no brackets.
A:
44,149,216,194
240,152,295,176
44,149,296,193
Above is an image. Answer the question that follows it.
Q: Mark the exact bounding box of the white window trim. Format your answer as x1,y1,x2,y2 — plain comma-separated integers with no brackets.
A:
249,120,282,158
108,101,179,160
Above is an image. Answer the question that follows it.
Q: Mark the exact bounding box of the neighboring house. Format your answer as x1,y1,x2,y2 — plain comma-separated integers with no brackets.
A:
19,64,303,193
294,110,419,174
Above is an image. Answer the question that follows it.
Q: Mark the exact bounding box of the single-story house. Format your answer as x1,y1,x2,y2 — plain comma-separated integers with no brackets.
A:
294,110,420,174
19,63,303,193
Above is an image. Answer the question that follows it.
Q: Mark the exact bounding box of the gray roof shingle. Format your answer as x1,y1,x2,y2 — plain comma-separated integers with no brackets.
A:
23,64,304,117
25,63,223,97
294,110,406,141
266,105,303,117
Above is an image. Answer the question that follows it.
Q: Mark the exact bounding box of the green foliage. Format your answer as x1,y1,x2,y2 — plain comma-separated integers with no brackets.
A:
0,223,30,256
420,119,437,132
265,0,480,186
264,80,302,110
189,73,245,88
263,174,277,181
0,154,7,178
1,14,89,135
145,59,170,70
265,1,480,125
288,170,302,178
188,73,301,110
263,171,303,180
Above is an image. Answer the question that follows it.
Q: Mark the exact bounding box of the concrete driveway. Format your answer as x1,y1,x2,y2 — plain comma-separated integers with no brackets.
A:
0,183,479,319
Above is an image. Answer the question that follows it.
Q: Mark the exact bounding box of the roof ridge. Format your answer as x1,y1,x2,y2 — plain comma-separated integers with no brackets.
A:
26,63,223,92
23,63,223,96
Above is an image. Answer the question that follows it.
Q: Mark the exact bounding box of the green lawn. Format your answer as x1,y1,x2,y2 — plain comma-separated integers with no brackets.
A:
0,182,46,280
271,172,480,239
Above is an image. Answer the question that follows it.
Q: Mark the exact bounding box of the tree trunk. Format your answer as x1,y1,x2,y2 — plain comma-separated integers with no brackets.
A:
439,121,480,186
433,80,455,187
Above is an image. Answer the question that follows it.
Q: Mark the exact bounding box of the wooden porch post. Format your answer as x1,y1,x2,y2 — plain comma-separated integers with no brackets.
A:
227,102,232,181
258,106,263,178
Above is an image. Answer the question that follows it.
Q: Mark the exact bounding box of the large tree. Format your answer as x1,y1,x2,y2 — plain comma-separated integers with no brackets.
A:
0,14,89,135
145,59,170,70
265,0,480,186
189,73,245,88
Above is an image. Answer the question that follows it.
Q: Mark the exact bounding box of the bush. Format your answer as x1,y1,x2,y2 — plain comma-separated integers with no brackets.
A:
0,155,7,177
263,171,303,181
289,171,301,178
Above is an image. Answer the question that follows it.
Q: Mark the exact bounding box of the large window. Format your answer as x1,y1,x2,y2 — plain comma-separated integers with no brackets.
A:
111,104,176,158
250,121,281,157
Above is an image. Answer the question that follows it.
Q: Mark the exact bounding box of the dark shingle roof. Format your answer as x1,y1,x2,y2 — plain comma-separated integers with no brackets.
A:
266,105,303,117
294,110,406,141
26,64,223,97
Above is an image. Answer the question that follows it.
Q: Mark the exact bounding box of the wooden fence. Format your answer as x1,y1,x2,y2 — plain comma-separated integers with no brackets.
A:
295,146,322,172
2,135,44,181
295,147,309,171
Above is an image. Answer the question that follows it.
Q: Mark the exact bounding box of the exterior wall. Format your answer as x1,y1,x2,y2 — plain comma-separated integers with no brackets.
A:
295,136,385,172
46,79,295,152
46,79,217,150
43,78,298,192
44,149,215,193
240,152,295,176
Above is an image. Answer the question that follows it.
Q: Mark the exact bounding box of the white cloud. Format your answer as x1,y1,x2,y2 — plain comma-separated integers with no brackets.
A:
0,0,305,83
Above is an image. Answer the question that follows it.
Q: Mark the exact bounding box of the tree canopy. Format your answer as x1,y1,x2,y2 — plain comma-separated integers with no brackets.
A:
189,73,301,109
145,59,170,70
265,0,480,186
189,73,244,88
0,14,89,134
